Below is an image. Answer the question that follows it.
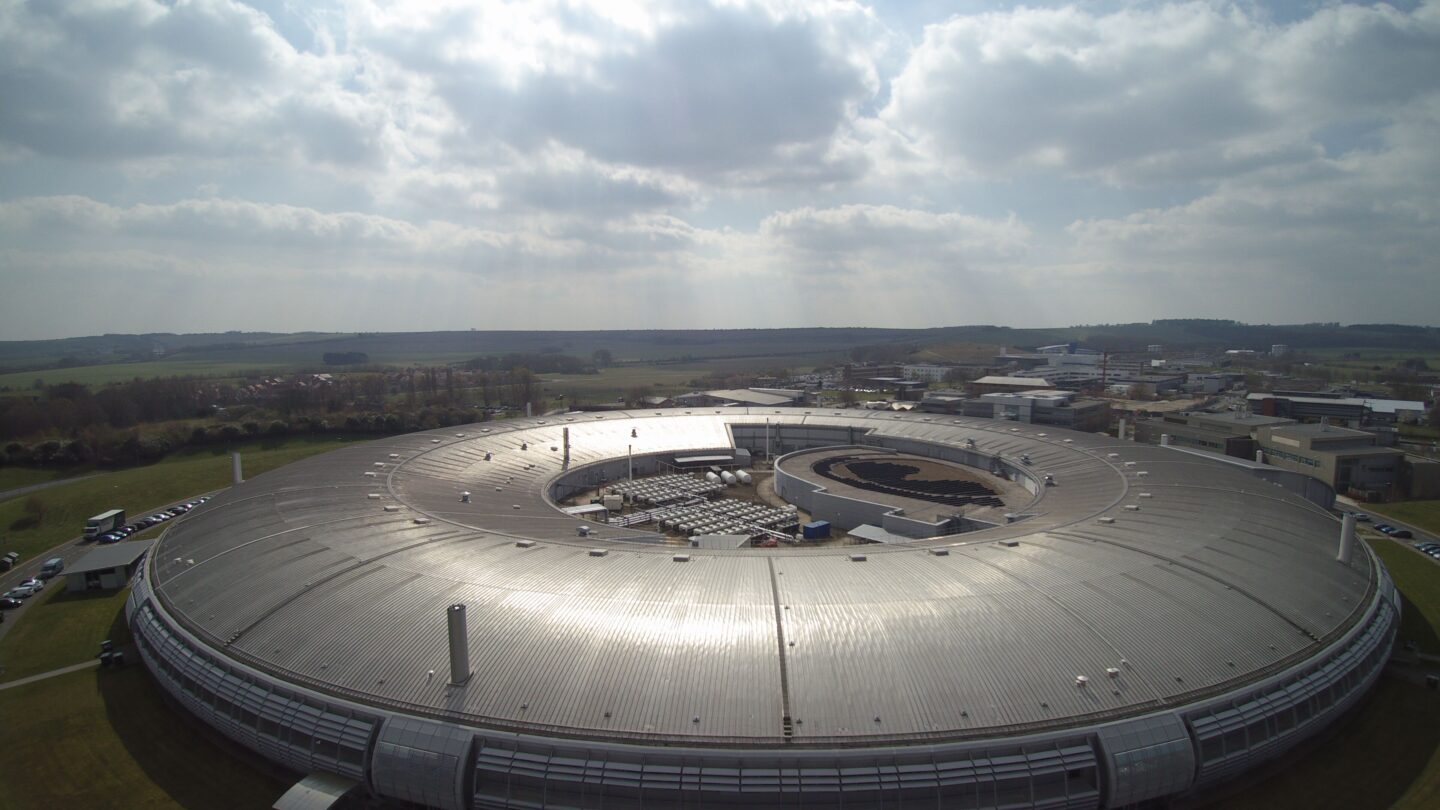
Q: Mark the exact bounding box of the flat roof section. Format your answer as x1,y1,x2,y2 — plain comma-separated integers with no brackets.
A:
67,539,155,575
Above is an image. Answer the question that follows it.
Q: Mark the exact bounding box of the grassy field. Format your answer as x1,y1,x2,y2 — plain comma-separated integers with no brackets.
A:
1371,501,1440,538
0,360,268,391
0,585,132,683
0,667,291,810
1370,537,1440,656
0,467,74,495
0,434,371,568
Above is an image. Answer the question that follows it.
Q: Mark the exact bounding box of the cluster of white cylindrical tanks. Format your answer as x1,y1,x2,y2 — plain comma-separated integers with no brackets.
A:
608,473,724,505
655,501,798,538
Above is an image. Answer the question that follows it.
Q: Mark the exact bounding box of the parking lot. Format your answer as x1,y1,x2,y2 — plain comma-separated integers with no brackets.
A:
0,494,215,647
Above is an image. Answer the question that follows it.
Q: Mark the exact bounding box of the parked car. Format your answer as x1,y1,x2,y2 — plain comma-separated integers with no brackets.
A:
19,577,44,592
1391,530,1412,539
1415,541,1440,550
1374,524,1394,534
3,585,36,600
0,597,22,610
1352,513,1370,522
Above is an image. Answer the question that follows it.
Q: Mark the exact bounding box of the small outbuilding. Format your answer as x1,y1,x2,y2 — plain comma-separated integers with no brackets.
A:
64,539,156,592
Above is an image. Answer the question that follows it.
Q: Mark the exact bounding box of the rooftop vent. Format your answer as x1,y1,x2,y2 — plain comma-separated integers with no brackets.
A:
1097,517,1116,524
515,540,536,548
388,453,400,459
673,553,691,562
998,539,1020,548
431,439,441,443
1075,676,1089,687
928,548,950,556
577,525,591,537
373,462,385,468
1123,505,1141,511
1106,667,1120,678
383,505,400,512
367,493,381,500
848,553,868,562
413,517,431,525
1139,493,1153,498
589,548,609,558
460,492,471,503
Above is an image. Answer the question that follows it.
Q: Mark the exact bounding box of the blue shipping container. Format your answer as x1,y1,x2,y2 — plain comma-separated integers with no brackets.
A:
803,521,831,539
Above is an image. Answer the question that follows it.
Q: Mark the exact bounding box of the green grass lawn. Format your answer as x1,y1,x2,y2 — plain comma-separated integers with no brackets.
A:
1370,501,1440,538
1369,537,1440,656
0,466,76,496
0,434,371,568
0,585,132,683
0,667,291,810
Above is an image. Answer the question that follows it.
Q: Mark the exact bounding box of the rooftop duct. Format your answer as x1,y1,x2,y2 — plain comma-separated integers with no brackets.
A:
446,604,471,685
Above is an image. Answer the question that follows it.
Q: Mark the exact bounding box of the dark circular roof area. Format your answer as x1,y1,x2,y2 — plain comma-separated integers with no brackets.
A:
149,409,1378,748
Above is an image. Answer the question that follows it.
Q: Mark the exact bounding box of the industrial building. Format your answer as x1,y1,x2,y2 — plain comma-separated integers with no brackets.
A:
1133,411,1296,459
1255,422,1405,498
1248,392,1426,428
131,410,1395,810
961,390,1112,432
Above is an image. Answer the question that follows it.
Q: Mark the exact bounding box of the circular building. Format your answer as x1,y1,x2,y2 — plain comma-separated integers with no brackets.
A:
127,410,1396,810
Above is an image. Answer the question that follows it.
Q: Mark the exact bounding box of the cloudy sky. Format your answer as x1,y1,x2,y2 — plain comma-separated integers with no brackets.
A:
2,0,1437,339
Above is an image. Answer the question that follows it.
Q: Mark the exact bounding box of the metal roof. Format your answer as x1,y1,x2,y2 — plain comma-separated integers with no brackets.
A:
148,410,1375,749
67,539,155,575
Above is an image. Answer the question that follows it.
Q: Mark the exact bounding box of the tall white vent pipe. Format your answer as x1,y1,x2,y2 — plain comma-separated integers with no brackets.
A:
1338,513,1357,564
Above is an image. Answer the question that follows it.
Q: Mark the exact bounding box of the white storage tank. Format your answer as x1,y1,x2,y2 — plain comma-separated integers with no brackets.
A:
736,470,753,485
705,472,721,484
721,471,738,486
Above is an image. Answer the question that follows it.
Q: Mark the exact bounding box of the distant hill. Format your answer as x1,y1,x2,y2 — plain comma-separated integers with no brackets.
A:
1,322,1437,379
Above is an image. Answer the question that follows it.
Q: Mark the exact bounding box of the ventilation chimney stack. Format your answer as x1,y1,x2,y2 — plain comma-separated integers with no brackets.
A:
1159,434,1171,447
447,604,471,685
232,452,243,485
1338,512,1356,564
1255,449,1265,464
563,427,571,467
